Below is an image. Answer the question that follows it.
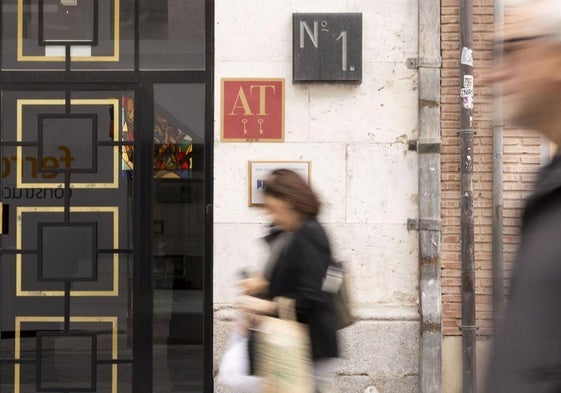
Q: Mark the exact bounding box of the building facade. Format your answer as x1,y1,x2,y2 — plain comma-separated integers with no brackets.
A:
0,0,543,392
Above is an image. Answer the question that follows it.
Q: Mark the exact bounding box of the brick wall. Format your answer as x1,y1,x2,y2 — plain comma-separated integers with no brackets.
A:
440,0,543,337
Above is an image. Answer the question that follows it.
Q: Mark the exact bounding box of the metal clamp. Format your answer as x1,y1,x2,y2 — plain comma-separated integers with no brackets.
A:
406,57,442,69
408,140,441,154
407,219,441,231
458,325,479,331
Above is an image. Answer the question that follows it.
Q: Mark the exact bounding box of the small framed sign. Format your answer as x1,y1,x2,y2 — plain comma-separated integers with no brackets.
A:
293,13,362,83
248,161,311,206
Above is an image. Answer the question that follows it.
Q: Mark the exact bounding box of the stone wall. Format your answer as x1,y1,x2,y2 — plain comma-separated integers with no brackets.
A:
214,0,421,391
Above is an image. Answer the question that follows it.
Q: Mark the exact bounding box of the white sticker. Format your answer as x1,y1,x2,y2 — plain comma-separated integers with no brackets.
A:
463,96,474,109
461,47,473,66
464,75,474,89
322,266,343,294
460,88,473,97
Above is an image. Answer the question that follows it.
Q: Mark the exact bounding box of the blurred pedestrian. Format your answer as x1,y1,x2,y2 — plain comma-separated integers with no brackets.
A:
239,168,339,393
485,1,561,392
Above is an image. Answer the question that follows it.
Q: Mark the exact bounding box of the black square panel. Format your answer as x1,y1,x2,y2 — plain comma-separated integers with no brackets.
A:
38,114,98,173
293,13,362,83
36,331,97,392
38,222,98,281
39,0,98,46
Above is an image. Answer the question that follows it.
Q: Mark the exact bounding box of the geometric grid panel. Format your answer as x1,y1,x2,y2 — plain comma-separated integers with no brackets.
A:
38,114,98,173
38,222,98,282
36,332,97,392
17,0,119,62
17,207,119,297
14,317,119,393
17,99,119,189
39,0,98,46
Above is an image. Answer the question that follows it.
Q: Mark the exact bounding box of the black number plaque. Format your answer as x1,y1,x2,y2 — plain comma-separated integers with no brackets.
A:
293,13,362,83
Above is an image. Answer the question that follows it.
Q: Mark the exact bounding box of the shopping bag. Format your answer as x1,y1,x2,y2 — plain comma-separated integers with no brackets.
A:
217,331,265,393
254,297,314,393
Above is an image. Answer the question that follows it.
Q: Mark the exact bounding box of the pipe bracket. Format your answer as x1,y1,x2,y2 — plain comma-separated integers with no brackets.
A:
458,325,479,331
407,219,441,231
406,57,442,69
408,140,441,154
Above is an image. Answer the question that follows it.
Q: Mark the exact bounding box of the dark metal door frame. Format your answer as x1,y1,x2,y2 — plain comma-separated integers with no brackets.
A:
0,0,214,389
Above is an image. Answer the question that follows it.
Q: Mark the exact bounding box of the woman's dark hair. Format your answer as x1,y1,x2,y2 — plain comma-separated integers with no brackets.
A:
263,168,321,217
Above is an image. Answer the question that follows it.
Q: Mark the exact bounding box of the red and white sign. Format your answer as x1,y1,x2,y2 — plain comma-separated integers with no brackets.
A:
221,78,285,142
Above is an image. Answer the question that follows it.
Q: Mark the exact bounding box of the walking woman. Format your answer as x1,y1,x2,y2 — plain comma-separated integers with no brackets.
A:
239,168,339,392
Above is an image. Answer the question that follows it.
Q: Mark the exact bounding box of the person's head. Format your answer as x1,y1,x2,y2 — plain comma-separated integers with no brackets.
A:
262,168,320,232
493,0,561,141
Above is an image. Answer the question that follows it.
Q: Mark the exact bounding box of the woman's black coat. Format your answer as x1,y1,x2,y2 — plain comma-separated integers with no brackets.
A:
266,218,339,360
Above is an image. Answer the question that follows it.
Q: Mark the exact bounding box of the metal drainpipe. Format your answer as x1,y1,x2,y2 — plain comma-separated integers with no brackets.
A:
416,0,442,392
459,0,477,392
492,0,505,328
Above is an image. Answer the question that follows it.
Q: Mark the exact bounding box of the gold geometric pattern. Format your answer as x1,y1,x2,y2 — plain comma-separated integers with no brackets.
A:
16,98,120,189
16,206,119,297
17,0,120,62
14,316,119,393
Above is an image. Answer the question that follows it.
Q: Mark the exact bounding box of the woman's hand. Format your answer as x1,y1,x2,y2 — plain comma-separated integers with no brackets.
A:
239,275,269,296
237,295,277,315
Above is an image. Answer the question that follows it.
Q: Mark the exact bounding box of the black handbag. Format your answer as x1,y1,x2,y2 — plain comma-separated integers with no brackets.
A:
323,260,354,330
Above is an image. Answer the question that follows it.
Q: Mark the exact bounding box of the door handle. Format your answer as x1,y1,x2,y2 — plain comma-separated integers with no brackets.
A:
0,203,8,234
205,204,213,224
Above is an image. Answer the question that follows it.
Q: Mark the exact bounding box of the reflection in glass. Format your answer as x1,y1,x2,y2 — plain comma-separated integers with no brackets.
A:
153,115,194,172
120,86,204,179
121,96,135,172
41,0,96,44
139,0,205,70
1,0,134,70
152,84,205,392
38,334,95,391
40,223,96,280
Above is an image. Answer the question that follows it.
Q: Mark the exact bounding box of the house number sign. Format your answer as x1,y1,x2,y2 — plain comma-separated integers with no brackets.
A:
292,13,362,83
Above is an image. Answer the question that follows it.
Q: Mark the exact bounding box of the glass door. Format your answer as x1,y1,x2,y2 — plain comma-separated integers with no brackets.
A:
0,85,210,393
151,84,206,393
0,88,136,392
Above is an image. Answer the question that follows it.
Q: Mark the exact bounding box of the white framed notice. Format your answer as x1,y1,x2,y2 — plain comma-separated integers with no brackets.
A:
248,161,311,206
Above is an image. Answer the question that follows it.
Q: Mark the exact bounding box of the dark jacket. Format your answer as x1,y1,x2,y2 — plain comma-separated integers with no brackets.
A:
267,218,339,360
486,154,561,392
